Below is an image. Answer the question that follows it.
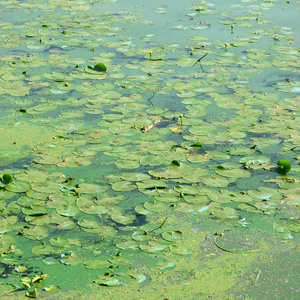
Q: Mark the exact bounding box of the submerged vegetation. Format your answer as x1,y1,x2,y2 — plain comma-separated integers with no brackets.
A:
0,0,299,299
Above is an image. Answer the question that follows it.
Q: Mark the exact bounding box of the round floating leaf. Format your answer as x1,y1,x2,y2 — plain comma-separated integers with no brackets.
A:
140,241,169,252
215,167,250,178
22,205,48,216
84,259,109,269
120,173,151,182
115,160,140,169
111,214,135,225
212,207,238,219
112,181,137,192
144,201,168,213
43,257,59,265
248,187,282,201
32,244,52,255
60,253,82,265
226,147,254,156
56,205,79,217
174,185,200,195
155,194,180,203
127,269,147,283
78,219,100,229
93,275,121,286
137,180,168,190
135,204,152,215
6,181,31,193
116,240,140,250
74,183,107,195
239,156,270,167
132,230,152,242
23,226,48,240
277,159,291,174
162,231,182,242
17,196,40,206
109,255,133,265
170,245,189,255
50,237,69,247
288,222,300,233
214,232,261,253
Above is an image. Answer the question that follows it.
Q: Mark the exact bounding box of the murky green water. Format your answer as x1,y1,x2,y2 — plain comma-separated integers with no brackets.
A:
0,0,299,299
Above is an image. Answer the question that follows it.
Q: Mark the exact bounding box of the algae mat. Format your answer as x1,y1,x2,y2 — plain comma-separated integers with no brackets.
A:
0,0,299,299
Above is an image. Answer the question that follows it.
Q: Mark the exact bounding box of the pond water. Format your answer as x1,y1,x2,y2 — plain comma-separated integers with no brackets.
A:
0,0,299,299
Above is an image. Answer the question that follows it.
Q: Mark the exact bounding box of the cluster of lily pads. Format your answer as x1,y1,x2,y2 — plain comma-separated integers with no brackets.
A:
0,0,299,297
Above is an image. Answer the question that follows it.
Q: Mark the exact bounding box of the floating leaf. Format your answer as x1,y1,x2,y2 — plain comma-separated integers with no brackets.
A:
112,181,137,192
84,259,109,269
170,245,189,255
111,214,135,225
109,255,133,265
116,240,140,250
50,237,69,247
144,201,168,213
60,252,82,265
6,181,31,193
162,231,182,242
23,226,48,240
22,205,48,216
93,275,121,286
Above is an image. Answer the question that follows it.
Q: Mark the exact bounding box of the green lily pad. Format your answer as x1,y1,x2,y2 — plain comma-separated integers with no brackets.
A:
248,187,282,202
5,181,31,193
162,231,182,242
214,232,261,253
111,214,135,225
226,147,254,156
109,255,133,265
144,201,168,213
32,244,52,255
174,185,200,195
116,240,140,250
23,226,48,240
132,230,152,242
212,207,239,219
140,241,169,252
215,167,251,178
22,205,48,216
43,257,60,265
93,275,121,286
60,252,82,265
169,245,189,255
84,259,109,269
56,205,79,217
50,237,69,247
112,181,137,192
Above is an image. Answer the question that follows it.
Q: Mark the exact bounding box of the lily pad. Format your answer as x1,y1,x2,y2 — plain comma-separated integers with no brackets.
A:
50,237,69,247
6,181,31,193
93,275,121,286
22,205,48,216
84,259,109,269
162,231,182,242
144,201,168,213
